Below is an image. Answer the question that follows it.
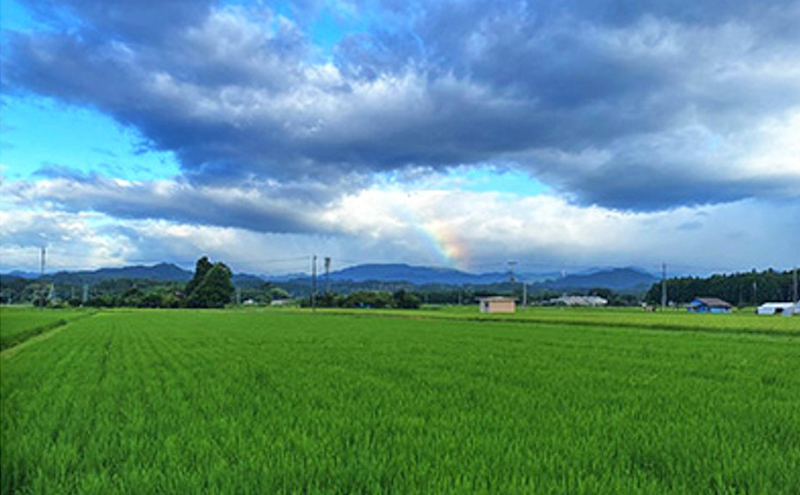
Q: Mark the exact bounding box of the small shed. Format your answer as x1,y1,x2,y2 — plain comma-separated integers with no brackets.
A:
757,302,794,315
686,297,732,314
478,296,516,313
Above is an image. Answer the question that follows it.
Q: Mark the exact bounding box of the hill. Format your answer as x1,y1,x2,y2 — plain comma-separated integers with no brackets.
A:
542,267,657,291
39,263,193,285
301,264,654,291
328,264,510,285
3,262,656,292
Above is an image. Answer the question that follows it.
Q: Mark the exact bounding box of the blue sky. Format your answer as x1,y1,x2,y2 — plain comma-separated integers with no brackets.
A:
1,0,798,274
0,0,33,31
1,97,180,180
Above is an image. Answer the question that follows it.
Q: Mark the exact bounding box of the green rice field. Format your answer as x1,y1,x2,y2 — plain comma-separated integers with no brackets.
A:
2,307,799,494
0,307,93,350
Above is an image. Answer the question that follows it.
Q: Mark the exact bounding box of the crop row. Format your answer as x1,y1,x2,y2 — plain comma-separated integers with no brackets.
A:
2,310,799,494
311,305,800,335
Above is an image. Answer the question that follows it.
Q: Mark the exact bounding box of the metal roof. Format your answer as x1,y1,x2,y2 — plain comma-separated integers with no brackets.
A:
690,297,733,308
477,296,516,302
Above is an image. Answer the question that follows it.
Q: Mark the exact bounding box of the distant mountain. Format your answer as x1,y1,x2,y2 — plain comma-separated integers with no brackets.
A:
322,264,563,286
541,267,657,291
34,263,194,285
328,264,511,285
3,262,657,292
2,270,41,279
231,273,267,287
3,263,272,288
270,263,655,289
262,272,310,283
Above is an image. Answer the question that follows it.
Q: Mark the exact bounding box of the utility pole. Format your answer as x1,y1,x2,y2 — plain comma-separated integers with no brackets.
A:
508,261,517,284
661,262,667,310
752,281,758,306
523,282,527,308
40,246,46,308
82,284,89,304
311,255,317,311
324,257,331,293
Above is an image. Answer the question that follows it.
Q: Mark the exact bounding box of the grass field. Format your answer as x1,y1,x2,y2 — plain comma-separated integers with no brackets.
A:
319,305,800,335
2,308,799,494
0,307,93,350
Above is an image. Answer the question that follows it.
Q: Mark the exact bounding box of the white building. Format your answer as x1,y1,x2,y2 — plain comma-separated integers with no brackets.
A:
548,295,608,307
757,302,796,316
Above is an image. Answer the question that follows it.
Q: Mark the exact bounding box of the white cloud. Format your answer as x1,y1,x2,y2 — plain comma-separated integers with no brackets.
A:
5,179,795,274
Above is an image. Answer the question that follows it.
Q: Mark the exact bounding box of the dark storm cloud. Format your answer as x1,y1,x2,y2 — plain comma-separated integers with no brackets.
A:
3,0,800,213
5,173,343,234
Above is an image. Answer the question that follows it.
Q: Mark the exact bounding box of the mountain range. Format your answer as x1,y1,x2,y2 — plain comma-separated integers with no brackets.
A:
322,264,656,290
1,262,657,291
1,263,263,287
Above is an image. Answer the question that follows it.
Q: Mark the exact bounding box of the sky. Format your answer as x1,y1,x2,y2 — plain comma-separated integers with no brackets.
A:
0,0,798,276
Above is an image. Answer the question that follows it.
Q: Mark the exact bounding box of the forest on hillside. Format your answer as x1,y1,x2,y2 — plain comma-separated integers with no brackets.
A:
645,269,797,306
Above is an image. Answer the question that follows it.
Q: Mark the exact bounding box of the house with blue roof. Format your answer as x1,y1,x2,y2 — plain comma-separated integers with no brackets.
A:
686,297,733,314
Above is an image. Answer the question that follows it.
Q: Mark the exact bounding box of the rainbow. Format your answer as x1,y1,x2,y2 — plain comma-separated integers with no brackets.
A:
389,191,471,271
417,221,470,271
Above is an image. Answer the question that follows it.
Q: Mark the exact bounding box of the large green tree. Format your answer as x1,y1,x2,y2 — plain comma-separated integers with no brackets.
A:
184,256,213,297
185,258,234,308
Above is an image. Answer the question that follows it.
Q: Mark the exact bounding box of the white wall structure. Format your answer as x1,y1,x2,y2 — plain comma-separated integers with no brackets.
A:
757,302,795,315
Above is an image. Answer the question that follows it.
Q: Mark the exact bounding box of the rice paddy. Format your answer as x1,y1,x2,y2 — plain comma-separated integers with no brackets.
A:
2,308,799,494
0,307,93,350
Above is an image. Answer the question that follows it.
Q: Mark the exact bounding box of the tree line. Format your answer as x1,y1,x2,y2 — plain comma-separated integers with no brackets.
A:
302,289,421,309
1,257,254,309
645,268,797,306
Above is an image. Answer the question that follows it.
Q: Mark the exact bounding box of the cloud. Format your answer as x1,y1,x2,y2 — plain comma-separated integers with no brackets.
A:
3,182,798,274
0,209,139,270
1,172,352,234
322,187,800,271
2,0,799,211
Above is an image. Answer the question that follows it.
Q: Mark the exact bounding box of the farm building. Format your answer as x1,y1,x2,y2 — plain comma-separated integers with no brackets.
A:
758,301,800,316
478,297,516,313
757,302,794,315
686,297,733,314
